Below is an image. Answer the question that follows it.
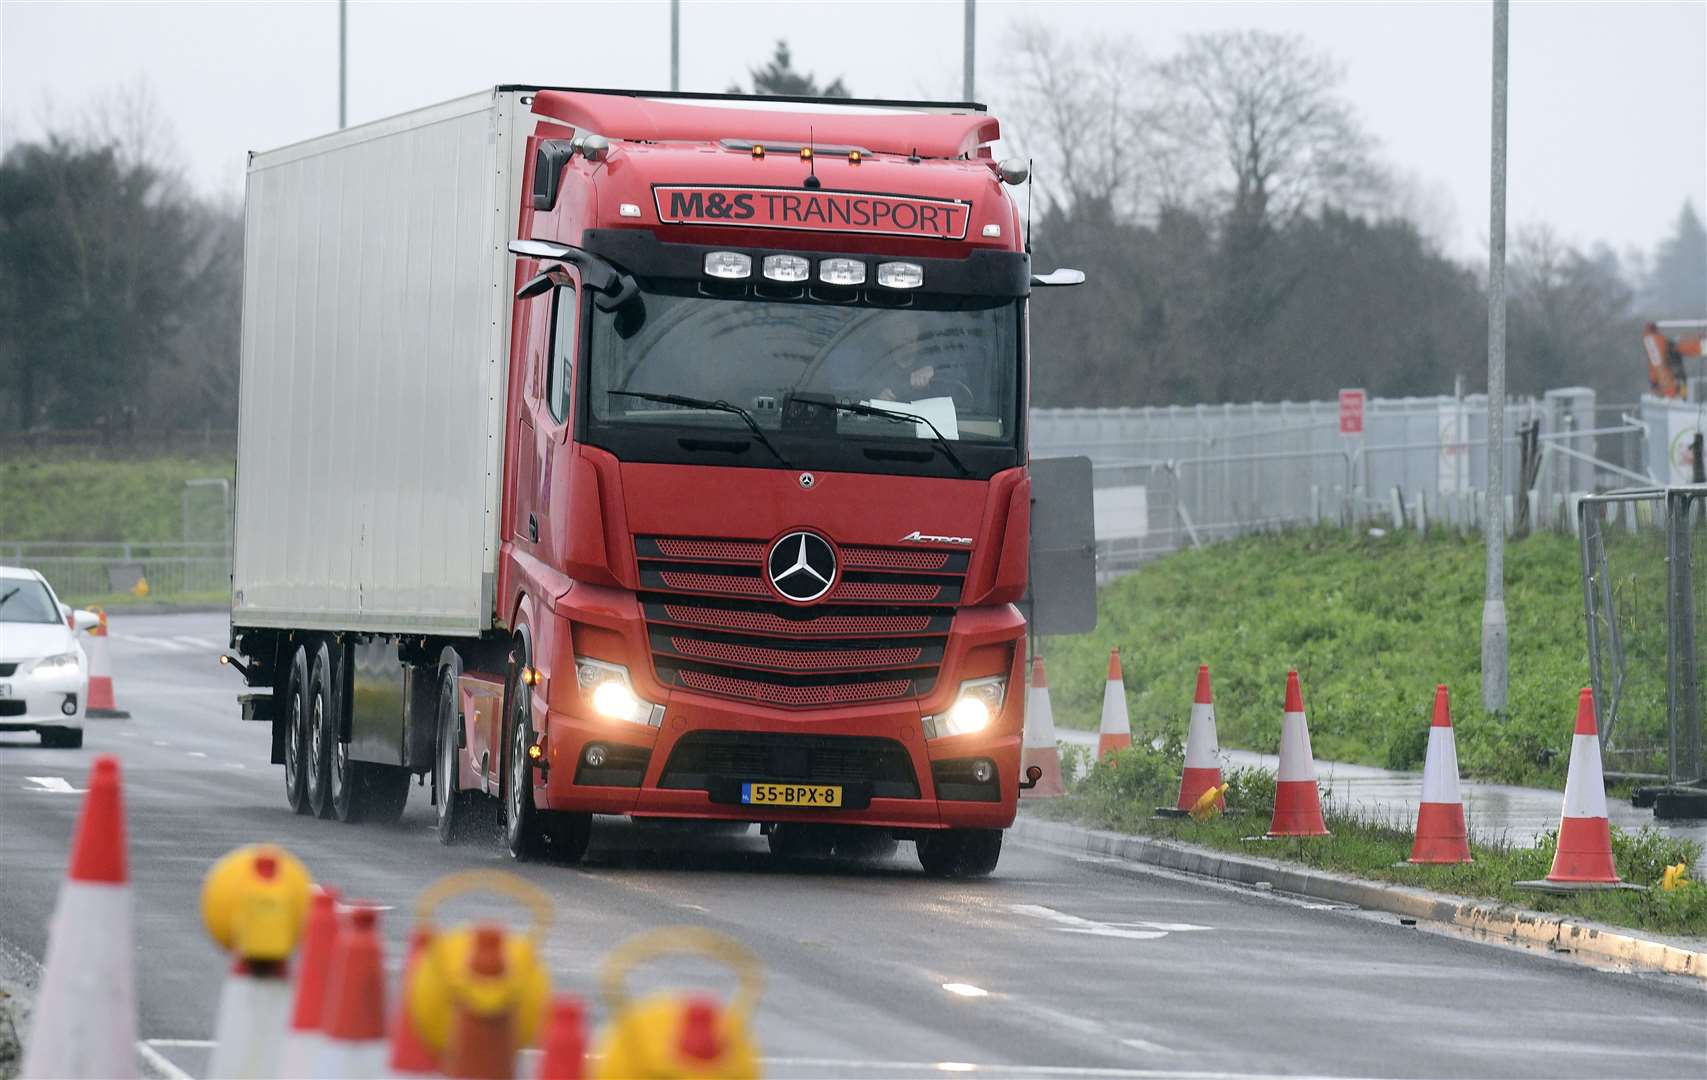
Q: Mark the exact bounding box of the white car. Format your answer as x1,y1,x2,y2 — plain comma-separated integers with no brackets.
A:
0,566,96,748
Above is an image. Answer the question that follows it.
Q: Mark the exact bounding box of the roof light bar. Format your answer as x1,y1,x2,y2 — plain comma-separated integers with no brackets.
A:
703,251,752,279
818,258,866,286
876,262,924,289
763,255,810,283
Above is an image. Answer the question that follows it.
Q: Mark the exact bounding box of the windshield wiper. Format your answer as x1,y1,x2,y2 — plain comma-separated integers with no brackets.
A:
606,391,792,467
789,397,971,477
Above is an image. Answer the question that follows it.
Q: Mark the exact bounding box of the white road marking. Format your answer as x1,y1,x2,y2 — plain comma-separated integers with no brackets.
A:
152,740,170,747
941,982,988,997
225,762,247,769
121,636,189,652
1007,904,1172,940
186,751,207,758
136,1041,193,1079
24,776,84,794
173,636,220,650
121,730,137,737
760,1058,1329,1078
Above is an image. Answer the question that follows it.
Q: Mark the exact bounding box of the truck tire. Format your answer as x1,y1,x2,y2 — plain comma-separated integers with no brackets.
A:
767,824,836,861
283,646,311,815
434,656,477,845
835,828,900,862
916,829,1002,878
541,810,593,865
354,765,412,825
305,642,335,819
502,646,548,861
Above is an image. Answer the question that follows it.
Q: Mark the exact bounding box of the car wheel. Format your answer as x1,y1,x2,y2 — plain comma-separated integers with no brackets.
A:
305,642,334,819
916,829,1002,878
283,646,311,815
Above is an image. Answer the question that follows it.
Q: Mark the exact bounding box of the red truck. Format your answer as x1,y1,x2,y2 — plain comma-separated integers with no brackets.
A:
228,87,1079,876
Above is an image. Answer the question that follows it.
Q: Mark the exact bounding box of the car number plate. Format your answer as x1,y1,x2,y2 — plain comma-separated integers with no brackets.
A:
741,782,842,808
0,684,10,698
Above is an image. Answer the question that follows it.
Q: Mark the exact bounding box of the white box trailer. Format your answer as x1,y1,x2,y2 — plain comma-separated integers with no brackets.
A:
233,88,537,635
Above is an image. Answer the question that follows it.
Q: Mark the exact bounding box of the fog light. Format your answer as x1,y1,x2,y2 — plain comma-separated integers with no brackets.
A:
703,251,752,279
818,258,866,286
762,254,810,282
61,696,78,716
876,261,923,289
971,758,994,784
584,743,608,768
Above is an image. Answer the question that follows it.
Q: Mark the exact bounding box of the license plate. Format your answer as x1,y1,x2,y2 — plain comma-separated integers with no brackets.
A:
741,782,842,808
0,684,10,698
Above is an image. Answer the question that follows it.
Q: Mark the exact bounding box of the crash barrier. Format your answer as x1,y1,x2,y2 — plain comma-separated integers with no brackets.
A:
1,540,228,604
22,763,765,1079
82,607,129,718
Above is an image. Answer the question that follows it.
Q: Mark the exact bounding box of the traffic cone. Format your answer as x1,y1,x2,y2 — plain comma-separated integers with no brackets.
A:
1267,670,1329,837
443,925,520,1079
1409,686,1471,864
536,997,587,1080
22,755,137,1079
1546,688,1621,884
84,609,129,718
281,887,340,1077
203,846,313,1079
1097,648,1132,759
1176,665,1224,812
388,927,439,1079
1020,656,1064,798
316,905,389,1078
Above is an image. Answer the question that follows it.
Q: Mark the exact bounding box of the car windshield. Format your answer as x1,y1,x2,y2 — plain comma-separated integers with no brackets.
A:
588,284,1020,445
0,578,62,624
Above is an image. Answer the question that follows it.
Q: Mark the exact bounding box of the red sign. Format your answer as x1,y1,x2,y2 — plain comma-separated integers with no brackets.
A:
1339,389,1366,436
654,185,971,240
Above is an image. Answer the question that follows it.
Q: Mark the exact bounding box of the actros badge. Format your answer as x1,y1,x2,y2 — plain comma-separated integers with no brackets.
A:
768,531,837,602
899,530,972,546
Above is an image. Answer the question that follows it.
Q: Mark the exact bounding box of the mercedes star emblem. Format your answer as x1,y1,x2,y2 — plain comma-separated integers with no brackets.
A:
767,531,837,603
798,472,817,490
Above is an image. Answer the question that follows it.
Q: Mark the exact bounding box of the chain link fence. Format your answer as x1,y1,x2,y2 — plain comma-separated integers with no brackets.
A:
1580,487,1706,788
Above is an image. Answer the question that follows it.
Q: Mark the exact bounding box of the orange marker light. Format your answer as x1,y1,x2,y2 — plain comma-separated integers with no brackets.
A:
799,147,813,161
848,150,861,164
751,145,765,159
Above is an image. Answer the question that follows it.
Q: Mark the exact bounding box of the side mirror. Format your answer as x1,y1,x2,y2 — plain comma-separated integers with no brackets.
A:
530,139,576,211
1030,268,1086,288
517,270,557,300
71,608,100,633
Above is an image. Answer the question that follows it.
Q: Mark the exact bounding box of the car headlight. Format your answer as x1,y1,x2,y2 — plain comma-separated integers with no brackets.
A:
924,676,1007,739
574,657,664,727
30,652,80,675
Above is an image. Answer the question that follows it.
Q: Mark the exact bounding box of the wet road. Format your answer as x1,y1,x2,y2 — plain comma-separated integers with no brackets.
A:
2,614,1703,1078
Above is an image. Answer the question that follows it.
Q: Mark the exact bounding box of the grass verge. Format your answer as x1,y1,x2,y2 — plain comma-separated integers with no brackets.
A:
1034,743,1707,938
1043,527,1615,789
2,453,234,543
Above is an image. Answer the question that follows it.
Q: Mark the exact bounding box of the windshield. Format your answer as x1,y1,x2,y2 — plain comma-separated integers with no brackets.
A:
588,284,1020,448
0,578,62,624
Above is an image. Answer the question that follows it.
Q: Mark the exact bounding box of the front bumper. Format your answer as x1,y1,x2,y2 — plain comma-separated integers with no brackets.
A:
532,668,1023,831
0,662,86,731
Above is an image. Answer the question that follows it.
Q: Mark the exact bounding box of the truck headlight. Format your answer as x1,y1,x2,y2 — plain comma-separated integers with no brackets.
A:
30,652,80,675
575,657,664,727
923,676,1007,739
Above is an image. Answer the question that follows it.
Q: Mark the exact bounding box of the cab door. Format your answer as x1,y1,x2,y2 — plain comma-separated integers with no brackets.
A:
512,275,579,554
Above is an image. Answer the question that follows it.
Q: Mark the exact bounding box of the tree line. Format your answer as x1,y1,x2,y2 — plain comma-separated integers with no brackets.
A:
2,36,1702,439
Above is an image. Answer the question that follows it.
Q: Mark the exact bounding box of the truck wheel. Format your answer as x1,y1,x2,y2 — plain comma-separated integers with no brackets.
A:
305,643,335,819
916,829,1003,878
435,659,476,845
328,710,360,823
541,811,593,865
502,653,548,861
283,646,311,815
356,765,412,824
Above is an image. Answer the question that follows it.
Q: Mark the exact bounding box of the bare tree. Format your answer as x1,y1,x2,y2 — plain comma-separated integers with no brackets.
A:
1154,31,1383,236
996,22,1155,220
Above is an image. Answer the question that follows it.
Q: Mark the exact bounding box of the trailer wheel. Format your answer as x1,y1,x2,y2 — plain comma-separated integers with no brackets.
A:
283,646,311,815
502,647,548,861
305,642,335,819
916,829,1002,878
435,656,476,845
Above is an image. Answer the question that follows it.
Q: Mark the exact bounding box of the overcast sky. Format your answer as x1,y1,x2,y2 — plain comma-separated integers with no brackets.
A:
2,1,1702,262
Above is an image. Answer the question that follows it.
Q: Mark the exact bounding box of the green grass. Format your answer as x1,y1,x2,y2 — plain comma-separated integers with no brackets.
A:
1,453,234,543
1036,743,1707,937
1044,528,1608,788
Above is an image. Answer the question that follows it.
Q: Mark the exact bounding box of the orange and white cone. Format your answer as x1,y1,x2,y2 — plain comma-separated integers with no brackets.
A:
22,755,137,1079
536,996,587,1080
84,609,129,718
1176,665,1224,812
1097,648,1132,759
1020,656,1064,798
315,905,389,1078
1267,670,1329,837
206,957,295,1079
387,926,439,1079
1546,688,1620,885
281,887,340,1077
1409,685,1471,864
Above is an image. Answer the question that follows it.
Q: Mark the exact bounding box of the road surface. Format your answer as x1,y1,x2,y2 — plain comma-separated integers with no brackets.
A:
2,613,1703,1079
